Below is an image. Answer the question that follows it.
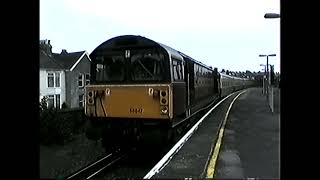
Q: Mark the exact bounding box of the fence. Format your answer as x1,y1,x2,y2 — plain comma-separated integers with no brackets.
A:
262,76,279,113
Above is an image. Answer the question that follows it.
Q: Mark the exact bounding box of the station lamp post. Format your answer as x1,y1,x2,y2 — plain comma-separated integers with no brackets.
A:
259,63,267,80
263,12,279,113
259,54,276,96
264,12,280,72
264,13,280,19
259,64,266,71
260,64,267,94
259,54,276,76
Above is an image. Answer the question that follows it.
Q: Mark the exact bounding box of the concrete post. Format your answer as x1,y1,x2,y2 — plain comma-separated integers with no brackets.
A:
268,86,274,113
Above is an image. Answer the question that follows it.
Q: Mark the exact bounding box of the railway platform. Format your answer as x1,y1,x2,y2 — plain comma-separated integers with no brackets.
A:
151,87,280,179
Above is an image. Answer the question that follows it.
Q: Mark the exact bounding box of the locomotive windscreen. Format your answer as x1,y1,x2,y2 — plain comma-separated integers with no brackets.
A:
130,53,164,81
92,48,169,84
95,55,125,82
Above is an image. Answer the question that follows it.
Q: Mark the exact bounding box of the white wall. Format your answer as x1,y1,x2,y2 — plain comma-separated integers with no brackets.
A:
39,69,66,108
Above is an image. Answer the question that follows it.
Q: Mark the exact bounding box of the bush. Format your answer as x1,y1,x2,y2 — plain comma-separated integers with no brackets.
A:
39,109,72,145
39,98,86,145
59,108,87,134
61,102,68,109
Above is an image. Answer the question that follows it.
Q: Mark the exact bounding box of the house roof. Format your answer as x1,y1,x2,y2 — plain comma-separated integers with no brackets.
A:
53,51,86,70
40,48,90,71
39,50,64,70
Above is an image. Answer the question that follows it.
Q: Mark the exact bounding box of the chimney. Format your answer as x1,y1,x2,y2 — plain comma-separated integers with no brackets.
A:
40,39,53,56
61,49,68,54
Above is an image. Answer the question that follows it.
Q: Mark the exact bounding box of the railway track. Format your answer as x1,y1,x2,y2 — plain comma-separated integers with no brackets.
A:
64,148,132,180
61,98,222,179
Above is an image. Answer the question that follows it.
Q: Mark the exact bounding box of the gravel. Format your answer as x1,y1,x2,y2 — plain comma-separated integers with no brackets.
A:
40,133,106,179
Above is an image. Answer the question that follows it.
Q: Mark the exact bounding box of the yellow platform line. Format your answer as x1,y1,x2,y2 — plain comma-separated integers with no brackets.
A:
206,90,247,178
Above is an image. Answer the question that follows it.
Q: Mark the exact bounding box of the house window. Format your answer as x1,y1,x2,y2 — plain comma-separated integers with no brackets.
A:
55,94,60,109
55,72,60,87
85,73,90,85
46,94,61,109
79,95,84,107
48,73,54,87
47,95,54,108
48,72,60,88
78,74,84,87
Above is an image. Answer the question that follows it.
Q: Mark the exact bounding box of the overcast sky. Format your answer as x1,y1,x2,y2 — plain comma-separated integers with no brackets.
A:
40,0,280,73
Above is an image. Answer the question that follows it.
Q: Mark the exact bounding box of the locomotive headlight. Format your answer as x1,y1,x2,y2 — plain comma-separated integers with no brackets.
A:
161,91,166,96
87,91,94,105
87,97,94,105
160,106,168,115
160,90,168,105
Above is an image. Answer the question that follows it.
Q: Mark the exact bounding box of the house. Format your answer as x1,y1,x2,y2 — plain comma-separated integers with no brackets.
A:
39,39,91,109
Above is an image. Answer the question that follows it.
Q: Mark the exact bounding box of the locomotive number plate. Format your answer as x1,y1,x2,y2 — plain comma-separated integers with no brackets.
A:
129,108,144,114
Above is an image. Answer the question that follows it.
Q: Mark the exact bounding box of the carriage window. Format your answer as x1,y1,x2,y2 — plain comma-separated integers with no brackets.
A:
172,59,183,81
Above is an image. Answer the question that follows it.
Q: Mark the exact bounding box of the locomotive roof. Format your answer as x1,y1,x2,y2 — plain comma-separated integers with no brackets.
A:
90,35,172,57
178,51,213,70
90,35,213,70
158,42,213,70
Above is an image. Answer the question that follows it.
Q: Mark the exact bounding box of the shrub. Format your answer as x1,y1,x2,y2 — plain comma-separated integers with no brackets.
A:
39,97,75,145
61,102,68,109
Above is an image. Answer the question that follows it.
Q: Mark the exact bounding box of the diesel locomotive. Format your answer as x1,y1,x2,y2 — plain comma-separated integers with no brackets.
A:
84,35,253,151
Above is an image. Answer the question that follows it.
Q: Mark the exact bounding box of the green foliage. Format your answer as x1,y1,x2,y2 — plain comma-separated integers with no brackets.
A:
39,97,87,145
39,96,48,112
61,102,68,109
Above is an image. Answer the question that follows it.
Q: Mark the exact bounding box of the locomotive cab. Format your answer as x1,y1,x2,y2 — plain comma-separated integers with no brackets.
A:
85,47,173,120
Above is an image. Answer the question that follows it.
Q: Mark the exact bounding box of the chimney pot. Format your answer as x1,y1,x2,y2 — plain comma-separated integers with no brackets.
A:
61,49,67,54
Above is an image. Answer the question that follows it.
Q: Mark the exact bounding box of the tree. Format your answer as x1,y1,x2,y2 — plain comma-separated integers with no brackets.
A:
39,96,48,112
